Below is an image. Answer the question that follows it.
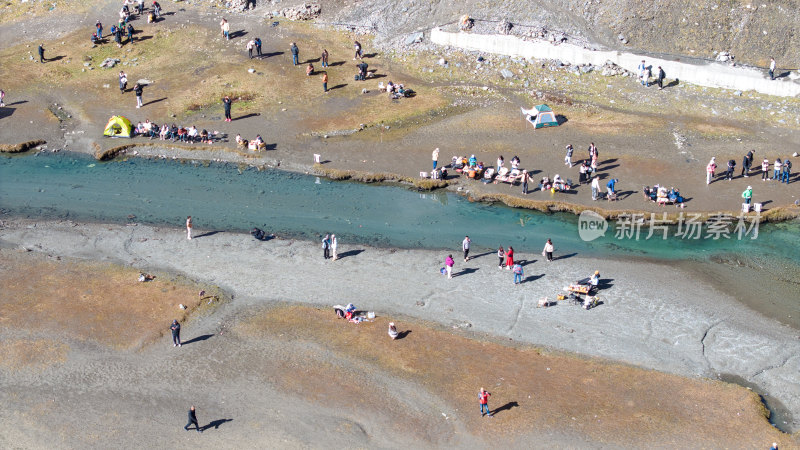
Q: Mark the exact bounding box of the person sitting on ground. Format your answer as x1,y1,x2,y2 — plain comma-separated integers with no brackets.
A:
306,63,314,76
147,10,155,23
642,186,652,201
177,126,187,142
511,155,521,170
552,174,565,190
254,134,264,146
159,124,169,140
138,273,156,282
187,125,199,143
135,121,145,136
468,154,477,168
169,123,178,141
386,80,395,93
539,176,551,191
388,322,399,340
590,270,600,287
235,134,245,147
91,32,99,44
200,129,210,144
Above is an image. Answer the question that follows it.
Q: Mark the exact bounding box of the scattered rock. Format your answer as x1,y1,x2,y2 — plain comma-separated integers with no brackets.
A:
715,51,734,63
438,57,447,66
248,68,256,73
734,90,742,96
600,60,628,77
137,79,153,85
404,32,423,46
276,3,321,21
100,58,120,68
497,21,512,35
500,68,514,79
83,62,91,67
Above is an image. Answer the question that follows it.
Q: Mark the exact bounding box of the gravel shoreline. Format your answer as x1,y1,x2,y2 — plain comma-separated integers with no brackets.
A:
2,218,798,432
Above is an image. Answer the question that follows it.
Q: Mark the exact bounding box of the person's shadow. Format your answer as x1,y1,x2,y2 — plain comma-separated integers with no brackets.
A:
455,267,479,277
396,330,411,340
201,418,233,431
490,401,518,416
181,334,214,345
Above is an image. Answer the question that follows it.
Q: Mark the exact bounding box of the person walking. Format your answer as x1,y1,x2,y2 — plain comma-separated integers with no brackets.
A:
186,216,192,240
656,66,666,90
761,158,770,181
637,60,648,86
221,19,230,40
290,42,299,65
432,147,439,170
321,49,329,68
741,150,754,177
445,254,454,279
512,263,523,284
170,319,181,347
479,388,492,417
521,170,529,194
543,238,554,262
322,234,330,259
564,144,573,167
134,82,143,108
354,41,362,60
321,72,328,92
725,158,736,180
505,246,514,269
782,158,792,183
118,71,128,94
222,96,232,122
184,406,202,433
462,236,471,262
254,37,262,57
742,186,753,206
330,234,338,260
591,176,600,201
773,158,782,180
706,157,717,184
769,57,776,80
497,246,505,269
38,44,45,63
246,39,254,58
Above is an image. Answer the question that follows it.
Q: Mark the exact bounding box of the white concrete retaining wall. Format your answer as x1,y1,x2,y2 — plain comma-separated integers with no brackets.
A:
431,28,800,97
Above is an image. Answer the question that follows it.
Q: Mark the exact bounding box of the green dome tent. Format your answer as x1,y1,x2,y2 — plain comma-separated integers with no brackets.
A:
520,104,559,129
103,115,133,138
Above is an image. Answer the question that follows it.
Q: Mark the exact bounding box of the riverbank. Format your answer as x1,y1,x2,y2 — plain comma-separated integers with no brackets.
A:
1,218,798,436
1,0,800,223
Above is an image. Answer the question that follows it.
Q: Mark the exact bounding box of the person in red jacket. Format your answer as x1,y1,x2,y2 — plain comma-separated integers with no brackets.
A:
479,388,491,417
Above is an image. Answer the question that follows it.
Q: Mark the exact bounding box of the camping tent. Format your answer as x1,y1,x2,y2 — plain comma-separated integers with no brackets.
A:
103,115,133,138
521,104,559,129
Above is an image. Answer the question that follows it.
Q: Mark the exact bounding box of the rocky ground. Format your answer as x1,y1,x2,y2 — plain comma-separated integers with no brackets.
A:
0,220,798,448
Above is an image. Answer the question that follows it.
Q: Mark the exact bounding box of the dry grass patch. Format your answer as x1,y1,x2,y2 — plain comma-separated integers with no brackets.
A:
0,250,208,350
235,305,793,447
0,338,69,371
0,0,96,24
688,121,750,139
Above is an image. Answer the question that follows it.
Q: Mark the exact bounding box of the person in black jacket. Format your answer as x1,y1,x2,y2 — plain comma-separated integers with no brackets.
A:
184,406,202,433
656,66,666,90
170,319,181,347
38,44,45,63
134,83,144,108
741,149,754,177
222,96,232,122
725,159,736,180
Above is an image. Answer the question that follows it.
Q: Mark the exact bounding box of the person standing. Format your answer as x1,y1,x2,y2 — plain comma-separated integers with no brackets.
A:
136,0,144,15
637,59,647,86
741,150,754,177
496,155,504,170
773,158,782,180
246,39,254,59
742,186,753,206
255,37,262,57
221,19,230,41
761,158,770,181
512,263,523,284
591,176,600,201
290,42,299,66
134,82,143,108
656,66,666,90
322,234,330,259
222,96,232,122
432,147,439,170
331,234,338,260
479,388,492,417
782,158,792,183
96,21,103,38
118,71,127,94
445,254,454,279
706,157,717,184
388,322,399,340
354,41,362,59
497,246,505,269
769,57,776,80
114,25,122,48
184,406,202,433
321,49,329,68
725,159,736,180
170,319,181,347
0,89,4,107
543,238,554,262
505,246,514,269
521,170,529,194
462,236,471,262
564,144,573,167
37,44,45,63
186,216,193,240
127,23,134,45
322,71,328,92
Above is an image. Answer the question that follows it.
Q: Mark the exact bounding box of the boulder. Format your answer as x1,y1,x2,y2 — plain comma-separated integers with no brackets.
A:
500,69,514,79
100,58,120,68
497,21,512,35
280,3,321,21
404,32,423,46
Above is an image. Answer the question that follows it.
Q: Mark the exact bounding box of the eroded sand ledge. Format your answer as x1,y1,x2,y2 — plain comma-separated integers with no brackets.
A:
1,218,798,435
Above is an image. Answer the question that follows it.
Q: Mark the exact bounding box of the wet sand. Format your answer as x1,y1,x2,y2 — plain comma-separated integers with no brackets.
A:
1,218,798,437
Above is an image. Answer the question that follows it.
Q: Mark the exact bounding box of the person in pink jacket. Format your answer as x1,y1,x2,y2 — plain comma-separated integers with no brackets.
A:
706,157,717,185
445,254,455,279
